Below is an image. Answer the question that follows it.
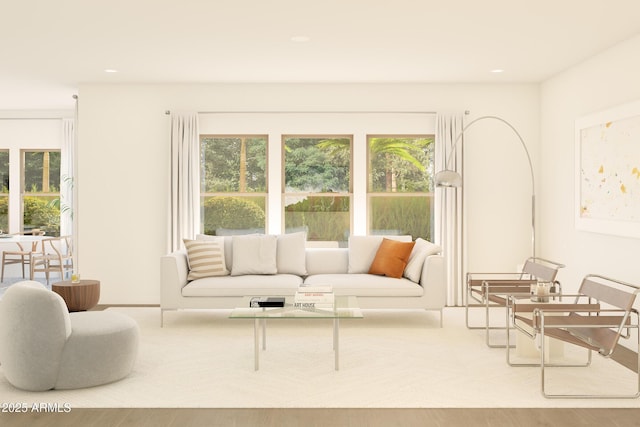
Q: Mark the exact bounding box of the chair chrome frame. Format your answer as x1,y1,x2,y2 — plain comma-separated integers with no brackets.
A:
465,257,565,348
506,292,592,368
534,275,640,399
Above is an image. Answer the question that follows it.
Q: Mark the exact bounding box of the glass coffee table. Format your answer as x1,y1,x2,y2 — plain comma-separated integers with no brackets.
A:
230,296,362,371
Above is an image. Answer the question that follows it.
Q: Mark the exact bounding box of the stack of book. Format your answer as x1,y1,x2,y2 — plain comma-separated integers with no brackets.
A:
293,285,334,309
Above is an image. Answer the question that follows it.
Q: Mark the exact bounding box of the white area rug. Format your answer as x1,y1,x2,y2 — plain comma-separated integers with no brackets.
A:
1,306,639,408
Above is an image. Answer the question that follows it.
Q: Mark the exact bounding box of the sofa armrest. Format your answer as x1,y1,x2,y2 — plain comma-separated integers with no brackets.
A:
420,254,446,308
160,250,189,309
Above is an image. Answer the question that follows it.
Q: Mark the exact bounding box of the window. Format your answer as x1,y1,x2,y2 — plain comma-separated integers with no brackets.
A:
21,150,61,236
0,150,8,232
367,135,435,240
283,135,352,245
200,135,268,235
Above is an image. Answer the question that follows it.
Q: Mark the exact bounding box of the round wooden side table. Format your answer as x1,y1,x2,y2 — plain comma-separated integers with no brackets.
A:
52,279,101,312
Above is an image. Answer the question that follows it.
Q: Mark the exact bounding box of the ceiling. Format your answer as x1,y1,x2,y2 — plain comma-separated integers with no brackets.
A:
2,0,639,110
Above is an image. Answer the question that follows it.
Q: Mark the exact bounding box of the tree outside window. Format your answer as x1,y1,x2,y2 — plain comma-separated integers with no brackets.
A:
283,136,351,245
200,135,267,235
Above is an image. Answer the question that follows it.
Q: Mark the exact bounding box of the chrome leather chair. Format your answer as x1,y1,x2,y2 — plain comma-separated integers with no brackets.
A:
514,274,639,398
466,257,565,347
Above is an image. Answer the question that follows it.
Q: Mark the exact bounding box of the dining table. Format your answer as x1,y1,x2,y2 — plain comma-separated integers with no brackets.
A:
0,234,46,251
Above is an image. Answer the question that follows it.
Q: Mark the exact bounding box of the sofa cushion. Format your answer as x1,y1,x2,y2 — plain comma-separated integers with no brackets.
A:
183,238,229,280
347,235,412,273
231,234,277,276
403,238,441,283
304,274,423,297
368,238,415,279
276,232,307,275
306,248,349,275
182,274,303,297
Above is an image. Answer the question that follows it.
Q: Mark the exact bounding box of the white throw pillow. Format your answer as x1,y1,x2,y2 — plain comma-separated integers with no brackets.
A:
347,235,412,273
403,238,441,283
183,238,229,280
277,232,307,275
231,234,278,276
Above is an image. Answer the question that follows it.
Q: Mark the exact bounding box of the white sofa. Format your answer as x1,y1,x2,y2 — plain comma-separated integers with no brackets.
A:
160,234,446,327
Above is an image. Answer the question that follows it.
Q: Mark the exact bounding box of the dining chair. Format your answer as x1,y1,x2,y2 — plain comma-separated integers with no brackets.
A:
0,232,44,282
30,235,74,284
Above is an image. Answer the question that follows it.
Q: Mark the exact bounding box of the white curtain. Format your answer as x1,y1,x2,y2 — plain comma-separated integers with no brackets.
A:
170,113,200,252
60,118,75,237
435,113,464,306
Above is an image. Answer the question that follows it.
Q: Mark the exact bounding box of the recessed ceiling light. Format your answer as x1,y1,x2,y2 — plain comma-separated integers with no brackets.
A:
290,35,310,43
491,69,504,73
104,69,119,73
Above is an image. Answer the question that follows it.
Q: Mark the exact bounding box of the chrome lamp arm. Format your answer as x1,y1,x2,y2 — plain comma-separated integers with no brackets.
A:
434,115,536,257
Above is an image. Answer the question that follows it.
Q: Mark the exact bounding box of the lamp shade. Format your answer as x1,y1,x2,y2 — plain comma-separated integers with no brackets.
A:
434,169,462,188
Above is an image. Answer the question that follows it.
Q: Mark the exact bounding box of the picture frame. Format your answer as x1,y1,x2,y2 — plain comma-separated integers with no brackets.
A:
575,99,640,238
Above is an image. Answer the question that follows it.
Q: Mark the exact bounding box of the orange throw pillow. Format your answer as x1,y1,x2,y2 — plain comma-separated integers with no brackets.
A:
368,238,416,279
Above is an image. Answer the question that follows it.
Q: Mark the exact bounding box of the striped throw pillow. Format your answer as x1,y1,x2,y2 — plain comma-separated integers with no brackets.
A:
184,238,229,280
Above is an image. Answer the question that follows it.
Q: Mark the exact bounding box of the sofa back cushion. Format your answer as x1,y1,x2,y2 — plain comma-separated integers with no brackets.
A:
231,234,278,276
199,233,307,275
306,248,349,275
347,235,412,273
276,232,307,275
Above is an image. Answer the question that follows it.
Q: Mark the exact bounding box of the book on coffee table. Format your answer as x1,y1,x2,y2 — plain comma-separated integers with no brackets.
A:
249,297,285,308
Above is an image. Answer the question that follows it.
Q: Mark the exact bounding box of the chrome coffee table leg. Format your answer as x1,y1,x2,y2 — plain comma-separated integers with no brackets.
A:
334,318,339,370
254,318,260,371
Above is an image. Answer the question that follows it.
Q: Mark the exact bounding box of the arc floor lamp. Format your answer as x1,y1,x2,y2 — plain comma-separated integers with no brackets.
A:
435,115,536,258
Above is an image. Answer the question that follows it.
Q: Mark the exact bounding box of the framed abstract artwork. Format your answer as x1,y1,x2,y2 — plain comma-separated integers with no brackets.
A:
575,99,640,238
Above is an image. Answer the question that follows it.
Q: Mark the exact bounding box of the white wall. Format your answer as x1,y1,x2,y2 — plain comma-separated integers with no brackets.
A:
77,83,539,304
540,34,640,291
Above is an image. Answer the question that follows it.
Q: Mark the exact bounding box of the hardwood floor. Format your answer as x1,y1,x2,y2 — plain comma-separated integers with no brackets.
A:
1,408,640,427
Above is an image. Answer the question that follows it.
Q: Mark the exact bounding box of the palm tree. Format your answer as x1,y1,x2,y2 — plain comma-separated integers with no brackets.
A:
318,137,427,192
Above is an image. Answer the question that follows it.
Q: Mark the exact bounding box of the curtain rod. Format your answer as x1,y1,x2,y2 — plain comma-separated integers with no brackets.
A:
165,110,471,115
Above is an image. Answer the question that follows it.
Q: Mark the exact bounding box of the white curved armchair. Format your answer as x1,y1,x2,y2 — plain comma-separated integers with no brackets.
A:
0,281,139,391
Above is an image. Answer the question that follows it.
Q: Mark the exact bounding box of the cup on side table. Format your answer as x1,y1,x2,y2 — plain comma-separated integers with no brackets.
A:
530,282,550,303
